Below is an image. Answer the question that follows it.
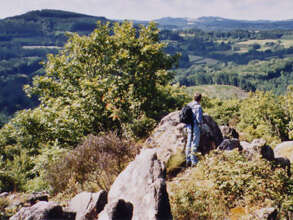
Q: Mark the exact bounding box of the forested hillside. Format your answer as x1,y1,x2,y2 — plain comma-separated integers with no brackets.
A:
2,9,293,125
160,28,293,93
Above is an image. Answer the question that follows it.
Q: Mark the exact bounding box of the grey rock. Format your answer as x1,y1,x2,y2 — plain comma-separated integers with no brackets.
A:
274,141,293,162
27,192,49,205
98,199,133,220
68,191,107,220
199,114,223,155
241,138,267,159
10,201,75,220
0,192,8,197
99,149,172,220
218,138,242,151
145,111,223,163
254,207,278,220
245,141,291,177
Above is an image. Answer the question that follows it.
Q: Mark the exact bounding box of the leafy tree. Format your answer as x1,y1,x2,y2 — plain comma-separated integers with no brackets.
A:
0,21,185,154
0,21,187,191
24,21,185,139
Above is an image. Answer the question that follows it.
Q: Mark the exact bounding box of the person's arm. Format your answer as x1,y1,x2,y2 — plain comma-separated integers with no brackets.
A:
196,106,203,126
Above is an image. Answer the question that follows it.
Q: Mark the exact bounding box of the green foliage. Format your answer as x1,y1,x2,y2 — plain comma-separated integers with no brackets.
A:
46,133,139,195
286,85,293,139
204,89,293,144
24,21,185,139
0,21,186,192
169,150,290,219
0,150,35,192
205,97,241,126
237,91,289,143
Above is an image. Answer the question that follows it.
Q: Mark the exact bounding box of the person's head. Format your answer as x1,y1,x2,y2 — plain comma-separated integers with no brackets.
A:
194,93,202,102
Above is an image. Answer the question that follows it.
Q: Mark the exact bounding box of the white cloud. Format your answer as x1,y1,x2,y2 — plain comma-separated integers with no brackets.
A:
1,0,293,20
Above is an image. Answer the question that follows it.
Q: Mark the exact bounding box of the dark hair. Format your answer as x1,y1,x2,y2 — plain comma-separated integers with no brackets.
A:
194,93,202,102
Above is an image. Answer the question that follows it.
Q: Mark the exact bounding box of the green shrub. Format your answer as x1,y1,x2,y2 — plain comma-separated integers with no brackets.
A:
204,97,241,126
0,150,35,192
169,150,290,219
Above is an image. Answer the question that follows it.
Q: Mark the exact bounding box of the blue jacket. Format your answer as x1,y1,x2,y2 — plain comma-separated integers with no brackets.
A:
188,101,203,127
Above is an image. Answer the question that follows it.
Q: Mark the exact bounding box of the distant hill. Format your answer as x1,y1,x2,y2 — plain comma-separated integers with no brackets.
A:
0,9,111,117
152,16,293,30
0,9,110,43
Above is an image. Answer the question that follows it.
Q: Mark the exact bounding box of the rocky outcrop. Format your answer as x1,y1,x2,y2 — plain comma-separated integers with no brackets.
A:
99,148,172,220
98,199,133,220
68,191,107,220
254,207,278,220
241,139,291,176
145,111,223,162
10,201,75,220
274,141,293,162
241,138,267,159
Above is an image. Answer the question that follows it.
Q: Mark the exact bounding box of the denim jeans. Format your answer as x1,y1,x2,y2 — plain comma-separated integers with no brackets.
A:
185,124,200,165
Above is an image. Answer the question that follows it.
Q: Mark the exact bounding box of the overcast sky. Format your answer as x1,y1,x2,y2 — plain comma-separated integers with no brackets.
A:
1,0,293,21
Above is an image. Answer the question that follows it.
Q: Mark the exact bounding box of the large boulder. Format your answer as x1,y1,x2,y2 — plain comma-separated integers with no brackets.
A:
145,111,223,162
199,114,224,155
68,191,107,220
99,148,172,220
274,141,293,162
10,201,75,220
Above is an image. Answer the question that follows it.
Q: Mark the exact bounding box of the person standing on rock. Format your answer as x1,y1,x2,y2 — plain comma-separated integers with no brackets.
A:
186,93,203,167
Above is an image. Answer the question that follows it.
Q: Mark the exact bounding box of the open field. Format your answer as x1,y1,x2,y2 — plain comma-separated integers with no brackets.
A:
184,84,248,100
236,39,293,49
188,55,218,65
22,46,62,49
